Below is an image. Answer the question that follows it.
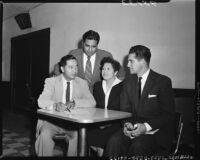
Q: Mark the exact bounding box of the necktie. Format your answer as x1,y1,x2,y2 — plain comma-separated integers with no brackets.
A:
66,81,70,103
138,77,142,100
85,56,92,85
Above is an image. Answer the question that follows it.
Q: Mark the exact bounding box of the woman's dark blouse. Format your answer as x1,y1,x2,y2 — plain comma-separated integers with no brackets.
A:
93,81,123,111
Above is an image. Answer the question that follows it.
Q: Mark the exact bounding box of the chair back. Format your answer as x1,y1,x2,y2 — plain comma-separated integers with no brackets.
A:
173,112,184,155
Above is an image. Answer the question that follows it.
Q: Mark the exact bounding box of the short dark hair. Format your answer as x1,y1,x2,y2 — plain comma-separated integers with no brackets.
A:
82,30,100,44
129,45,151,66
59,55,77,68
100,57,121,72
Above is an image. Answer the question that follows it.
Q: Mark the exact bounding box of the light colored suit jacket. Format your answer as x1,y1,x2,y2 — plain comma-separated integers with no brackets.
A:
36,75,96,137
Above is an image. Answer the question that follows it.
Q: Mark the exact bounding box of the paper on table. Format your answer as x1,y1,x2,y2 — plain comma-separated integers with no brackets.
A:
63,108,93,115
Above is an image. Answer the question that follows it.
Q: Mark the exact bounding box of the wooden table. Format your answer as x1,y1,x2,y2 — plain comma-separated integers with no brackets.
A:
37,108,132,156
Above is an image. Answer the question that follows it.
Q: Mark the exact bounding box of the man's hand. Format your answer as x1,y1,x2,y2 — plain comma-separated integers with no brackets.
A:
53,102,67,112
130,123,147,138
66,100,75,110
123,122,135,138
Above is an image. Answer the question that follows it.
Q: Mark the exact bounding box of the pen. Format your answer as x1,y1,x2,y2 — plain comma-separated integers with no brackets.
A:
64,107,71,112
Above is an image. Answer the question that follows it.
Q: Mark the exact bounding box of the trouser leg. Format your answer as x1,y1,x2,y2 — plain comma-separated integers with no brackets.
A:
104,129,130,157
35,121,65,156
128,134,157,156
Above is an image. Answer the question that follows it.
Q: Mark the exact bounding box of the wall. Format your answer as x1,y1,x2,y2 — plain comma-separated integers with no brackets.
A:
2,1,195,89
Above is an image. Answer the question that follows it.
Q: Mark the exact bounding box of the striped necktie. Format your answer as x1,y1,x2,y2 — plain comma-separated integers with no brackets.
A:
85,56,92,85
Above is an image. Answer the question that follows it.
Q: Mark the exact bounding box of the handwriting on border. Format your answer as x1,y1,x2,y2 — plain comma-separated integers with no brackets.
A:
122,0,157,7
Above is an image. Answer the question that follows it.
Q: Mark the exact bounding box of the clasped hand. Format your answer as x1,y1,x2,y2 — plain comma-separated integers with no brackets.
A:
123,122,146,139
53,101,75,112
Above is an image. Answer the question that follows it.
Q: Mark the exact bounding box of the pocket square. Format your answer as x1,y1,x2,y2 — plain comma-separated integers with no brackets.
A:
148,94,157,98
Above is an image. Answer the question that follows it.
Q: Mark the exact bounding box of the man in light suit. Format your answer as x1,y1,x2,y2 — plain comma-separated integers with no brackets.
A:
104,45,175,156
35,55,96,156
69,30,124,92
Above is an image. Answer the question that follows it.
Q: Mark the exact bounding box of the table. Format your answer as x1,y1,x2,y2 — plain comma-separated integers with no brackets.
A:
37,108,132,156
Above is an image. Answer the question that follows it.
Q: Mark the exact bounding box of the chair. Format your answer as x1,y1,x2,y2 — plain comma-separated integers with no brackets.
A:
53,134,69,156
171,112,184,155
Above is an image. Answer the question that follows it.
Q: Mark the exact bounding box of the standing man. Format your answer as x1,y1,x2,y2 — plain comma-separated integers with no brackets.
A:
104,45,175,156
69,30,124,92
35,55,96,156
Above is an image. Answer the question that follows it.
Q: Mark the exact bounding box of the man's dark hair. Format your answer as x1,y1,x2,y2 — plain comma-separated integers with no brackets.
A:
59,55,77,68
100,57,121,72
82,30,100,44
129,45,151,66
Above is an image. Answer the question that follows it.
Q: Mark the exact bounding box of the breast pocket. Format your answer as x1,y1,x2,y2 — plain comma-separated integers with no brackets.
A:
143,92,160,115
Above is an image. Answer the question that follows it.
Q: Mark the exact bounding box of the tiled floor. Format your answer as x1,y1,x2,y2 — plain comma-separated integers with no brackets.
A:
3,129,31,157
2,108,63,157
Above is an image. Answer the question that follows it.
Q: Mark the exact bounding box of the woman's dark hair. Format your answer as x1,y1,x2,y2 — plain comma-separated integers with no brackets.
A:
100,57,121,72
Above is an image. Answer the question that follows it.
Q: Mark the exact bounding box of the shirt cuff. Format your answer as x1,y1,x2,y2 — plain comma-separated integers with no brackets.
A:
45,105,53,111
144,122,152,132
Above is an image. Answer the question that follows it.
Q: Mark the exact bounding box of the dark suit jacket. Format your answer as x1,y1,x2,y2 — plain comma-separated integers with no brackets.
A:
120,69,175,150
93,81,123,111
69,49,125,92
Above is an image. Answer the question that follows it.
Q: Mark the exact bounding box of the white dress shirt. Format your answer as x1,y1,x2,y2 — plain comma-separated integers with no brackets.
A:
102,77,122,109
83,53,96,74
139,69,159,134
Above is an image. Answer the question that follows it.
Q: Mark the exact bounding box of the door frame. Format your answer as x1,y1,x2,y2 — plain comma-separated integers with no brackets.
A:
10,28,50,112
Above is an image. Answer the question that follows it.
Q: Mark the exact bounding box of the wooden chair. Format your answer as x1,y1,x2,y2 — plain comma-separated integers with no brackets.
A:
53,134,69,156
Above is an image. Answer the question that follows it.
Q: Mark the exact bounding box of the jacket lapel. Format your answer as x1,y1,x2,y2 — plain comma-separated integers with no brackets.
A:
129,75,139,112
78,51,85,78
140,70,155,103
92,51,101,83
55,75,63,103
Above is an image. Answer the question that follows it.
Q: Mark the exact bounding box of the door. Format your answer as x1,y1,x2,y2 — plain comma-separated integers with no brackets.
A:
10,28,50,112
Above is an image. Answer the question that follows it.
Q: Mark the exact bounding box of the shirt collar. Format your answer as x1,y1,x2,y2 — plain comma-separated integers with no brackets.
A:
102,77,122,88
83,52,96,58
140,68,150,82
61,74,73,83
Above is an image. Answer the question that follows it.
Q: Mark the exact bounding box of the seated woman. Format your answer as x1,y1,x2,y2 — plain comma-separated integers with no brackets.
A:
87,57,123,156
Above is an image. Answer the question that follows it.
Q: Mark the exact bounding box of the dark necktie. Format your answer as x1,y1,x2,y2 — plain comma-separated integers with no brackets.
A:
66,81,70,103
85,56,92,85
138,77,142,100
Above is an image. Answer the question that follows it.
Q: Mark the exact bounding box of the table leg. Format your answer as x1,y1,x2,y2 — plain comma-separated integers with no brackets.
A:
78,126,87,156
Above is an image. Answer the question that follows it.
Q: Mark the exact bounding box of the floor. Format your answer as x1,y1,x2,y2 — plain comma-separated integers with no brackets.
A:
2,108,63,157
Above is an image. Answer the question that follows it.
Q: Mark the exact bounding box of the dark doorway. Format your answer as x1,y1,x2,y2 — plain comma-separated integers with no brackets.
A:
10,28,50,112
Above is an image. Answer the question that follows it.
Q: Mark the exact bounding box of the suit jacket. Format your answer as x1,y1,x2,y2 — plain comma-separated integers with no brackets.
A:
93,81,123,111
36,75,96,137
69,48,125,92
120,69,175,150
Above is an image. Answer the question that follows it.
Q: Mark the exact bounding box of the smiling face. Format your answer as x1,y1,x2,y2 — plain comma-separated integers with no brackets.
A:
101,63,117,81
83,39,98,57
127,53,144,76
61,59,78,81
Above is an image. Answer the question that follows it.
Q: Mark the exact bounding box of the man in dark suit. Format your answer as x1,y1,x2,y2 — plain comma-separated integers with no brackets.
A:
69,30,124,92
104,45,175,156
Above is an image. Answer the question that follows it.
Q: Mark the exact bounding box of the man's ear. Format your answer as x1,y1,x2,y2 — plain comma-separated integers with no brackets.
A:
60,66,64,73
114,71,118,76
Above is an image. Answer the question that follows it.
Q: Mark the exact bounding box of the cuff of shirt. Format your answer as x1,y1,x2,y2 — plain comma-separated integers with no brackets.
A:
144,122,152,132
45,105,53,111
